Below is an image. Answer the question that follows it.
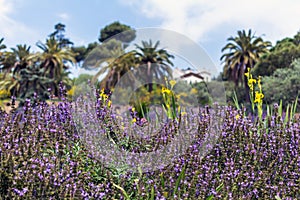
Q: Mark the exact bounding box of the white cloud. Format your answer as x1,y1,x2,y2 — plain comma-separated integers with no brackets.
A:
57,13,70,21
123,0,300,43
0,0,39,48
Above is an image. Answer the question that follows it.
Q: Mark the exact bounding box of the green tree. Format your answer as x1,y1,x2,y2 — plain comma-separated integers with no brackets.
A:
253,31,300,77
262,58,300,109
99,21,136,46
0,44,31,97
28,37,76,95
82,39,137,89
73,74,94,85
98,51,137,89
221,29,271,87
0,44,31,75
15,65,52,101
72,42,98,64
0,73,21,97
134,40,174,92
49,23,73,48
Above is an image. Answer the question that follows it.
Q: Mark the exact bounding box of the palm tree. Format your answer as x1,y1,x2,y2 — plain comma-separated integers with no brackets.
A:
0,38,7,73
0,44,31,97
0,74,20,97
83,39,137,89
28,37,76,95
0,44,31,76
221,29,271,89
134,40,174,92
96,51,137,89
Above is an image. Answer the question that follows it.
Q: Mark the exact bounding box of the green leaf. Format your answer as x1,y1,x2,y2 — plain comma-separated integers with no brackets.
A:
284,104,290,125
173,164,186,198
279,99,283,117
150,186,155,200
232,90,240,110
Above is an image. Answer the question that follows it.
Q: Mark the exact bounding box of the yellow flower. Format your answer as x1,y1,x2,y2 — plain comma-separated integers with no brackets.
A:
248,78,257,85
102,94,108,100
107,100,112,107
248,78,257,91
162,87,171,94
163,192,168,198
254,91,264,103
244,68,251,77
190,88,198,95
132,118,137,123
100,88,105,96
235,114,240,120
181,112,187,116
244,72,250,78
257,76,262,91
169,80,176,89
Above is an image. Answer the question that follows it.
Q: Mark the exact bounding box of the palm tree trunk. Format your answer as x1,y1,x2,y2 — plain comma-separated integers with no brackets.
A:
244,65,252,103
147,61,153,92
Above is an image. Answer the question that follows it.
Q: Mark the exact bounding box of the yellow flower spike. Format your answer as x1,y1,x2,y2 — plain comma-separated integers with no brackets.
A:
102,94,108,100
248,78,257,91
254,91,264,103
169,80,176,89
100,88,104,95
244,68,251,77
248,78,257,84
257,76,262,91
162,87,171,94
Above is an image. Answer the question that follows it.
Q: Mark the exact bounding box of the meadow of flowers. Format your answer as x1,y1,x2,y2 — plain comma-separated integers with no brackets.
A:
0,82,300,199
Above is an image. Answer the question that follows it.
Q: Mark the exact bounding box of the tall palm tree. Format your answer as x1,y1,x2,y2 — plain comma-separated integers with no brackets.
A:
221,29,271,88
83,39,137,89
134,40,174,92
0,44,31,75
96,51,137,89
29,37,76,79
28,37,76,95
0,44,32,97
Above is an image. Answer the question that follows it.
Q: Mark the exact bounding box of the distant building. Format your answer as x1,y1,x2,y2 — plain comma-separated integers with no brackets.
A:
172,68,211,84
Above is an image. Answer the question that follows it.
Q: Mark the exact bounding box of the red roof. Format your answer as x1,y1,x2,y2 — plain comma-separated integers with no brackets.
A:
180,72,204,79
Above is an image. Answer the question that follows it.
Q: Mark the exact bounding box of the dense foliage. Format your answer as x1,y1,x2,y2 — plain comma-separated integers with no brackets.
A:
253,32,300,77
0,22,300,199
262,59,300,109
0,89,299,199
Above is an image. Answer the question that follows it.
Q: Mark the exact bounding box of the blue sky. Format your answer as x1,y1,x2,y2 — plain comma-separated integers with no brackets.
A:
1,0,300,76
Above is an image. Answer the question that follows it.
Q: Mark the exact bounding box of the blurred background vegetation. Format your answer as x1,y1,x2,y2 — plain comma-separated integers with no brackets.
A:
0,22,299,111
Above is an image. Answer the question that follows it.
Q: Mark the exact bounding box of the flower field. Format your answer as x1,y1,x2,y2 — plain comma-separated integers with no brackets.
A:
0,86,299,199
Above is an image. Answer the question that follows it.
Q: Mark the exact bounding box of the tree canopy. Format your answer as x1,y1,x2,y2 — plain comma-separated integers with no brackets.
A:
99,21,136,45
221,29,271,87
253,31,300,77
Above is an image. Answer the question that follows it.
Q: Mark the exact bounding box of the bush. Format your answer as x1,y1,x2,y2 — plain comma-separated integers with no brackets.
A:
262,59,300,109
